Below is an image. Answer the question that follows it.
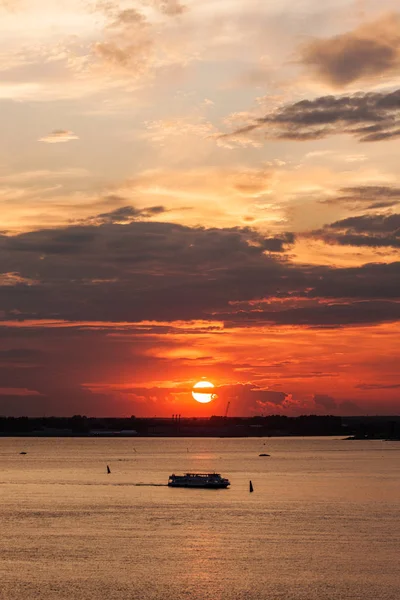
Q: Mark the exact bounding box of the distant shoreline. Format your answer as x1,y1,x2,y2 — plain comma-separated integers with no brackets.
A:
1,434,399,440
1,415,399,440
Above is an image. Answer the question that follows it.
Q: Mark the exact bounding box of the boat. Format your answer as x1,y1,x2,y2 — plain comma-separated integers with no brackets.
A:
168,473,230,489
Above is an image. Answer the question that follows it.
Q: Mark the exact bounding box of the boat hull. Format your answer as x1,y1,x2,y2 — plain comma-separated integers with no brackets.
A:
168,481,230,489
168,473,230,489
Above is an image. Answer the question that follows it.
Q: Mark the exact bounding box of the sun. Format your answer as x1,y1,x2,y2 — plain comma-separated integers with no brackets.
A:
192,380,215,404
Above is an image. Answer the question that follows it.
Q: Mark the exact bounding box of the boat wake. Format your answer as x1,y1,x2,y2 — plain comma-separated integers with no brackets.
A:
134,483,168,487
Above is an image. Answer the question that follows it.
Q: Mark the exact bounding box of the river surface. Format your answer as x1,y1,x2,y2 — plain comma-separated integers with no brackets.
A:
0,437,399,600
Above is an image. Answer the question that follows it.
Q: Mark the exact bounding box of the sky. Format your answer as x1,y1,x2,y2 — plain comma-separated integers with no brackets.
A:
0,0,399,417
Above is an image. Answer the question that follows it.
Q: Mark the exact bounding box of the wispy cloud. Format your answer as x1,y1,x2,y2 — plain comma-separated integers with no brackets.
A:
312,213,400,248
356,382,400,390
222,89,400,144
322,185,400,210
91,204,167,224
38,130,79,144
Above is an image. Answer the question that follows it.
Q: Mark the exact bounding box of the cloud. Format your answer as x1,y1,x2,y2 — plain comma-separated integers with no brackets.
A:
92,1,185,74
38,130,79,144
152,0,186,16
0,348,44,368
313,393,337,409
323,186,400,210
0,0,190,104
299,14,400,87
355,383,400,390
312,394,361,414
218,384,290,413
93,36,149,70
219,301,400,327
260,232,295,252
93,205,167,224
0,387,41,396
0,272,37,286
104,383,290,414
101,1,187,20
223,89,400,144
94,39,152,70
327,214,400,233
107,8,147,28
339,400,361,414
313,213,400,248
0,219,399,328
143,118,216,145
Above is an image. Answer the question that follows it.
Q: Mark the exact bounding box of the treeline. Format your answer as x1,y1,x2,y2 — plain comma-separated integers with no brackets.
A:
343,416,400,440
0,415,139,435
0,414,398,438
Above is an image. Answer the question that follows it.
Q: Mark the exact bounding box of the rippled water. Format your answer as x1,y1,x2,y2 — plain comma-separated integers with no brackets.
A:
0,437,399,600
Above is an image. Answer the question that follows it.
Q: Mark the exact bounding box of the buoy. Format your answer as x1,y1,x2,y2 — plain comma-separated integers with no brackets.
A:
249,480,254,493
107,465,111,474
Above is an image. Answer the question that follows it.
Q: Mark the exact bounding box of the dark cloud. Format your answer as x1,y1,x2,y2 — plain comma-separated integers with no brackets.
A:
95,205,167,224
0,387,135,418
0,348,44,367
218,301,400,327
299,14,400,87
224,89,400,143
312,394,361,414
313,213,400,248
261,232,295,252
323,186,400,210
4,229,97,255
339,400,361,414
307,262,400,300
0,395,44,417
0,220,399,327
356,383,400,390
217,384,288,405
313,394,337,409
327,214,400,233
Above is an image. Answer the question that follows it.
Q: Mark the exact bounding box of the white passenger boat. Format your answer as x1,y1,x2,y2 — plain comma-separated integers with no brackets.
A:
168,473,230,489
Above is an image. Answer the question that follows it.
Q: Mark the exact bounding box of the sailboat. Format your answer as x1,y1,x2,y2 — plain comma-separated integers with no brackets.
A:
107,465,111,474
249,480,254,493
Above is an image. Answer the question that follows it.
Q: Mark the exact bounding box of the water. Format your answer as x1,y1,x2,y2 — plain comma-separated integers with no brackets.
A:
0,437,399,600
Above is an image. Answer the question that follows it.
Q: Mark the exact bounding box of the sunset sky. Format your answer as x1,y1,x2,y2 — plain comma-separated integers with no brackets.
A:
0,0,399,417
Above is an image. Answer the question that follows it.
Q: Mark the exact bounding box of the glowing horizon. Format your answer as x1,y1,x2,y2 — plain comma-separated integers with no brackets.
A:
0,1,399,417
